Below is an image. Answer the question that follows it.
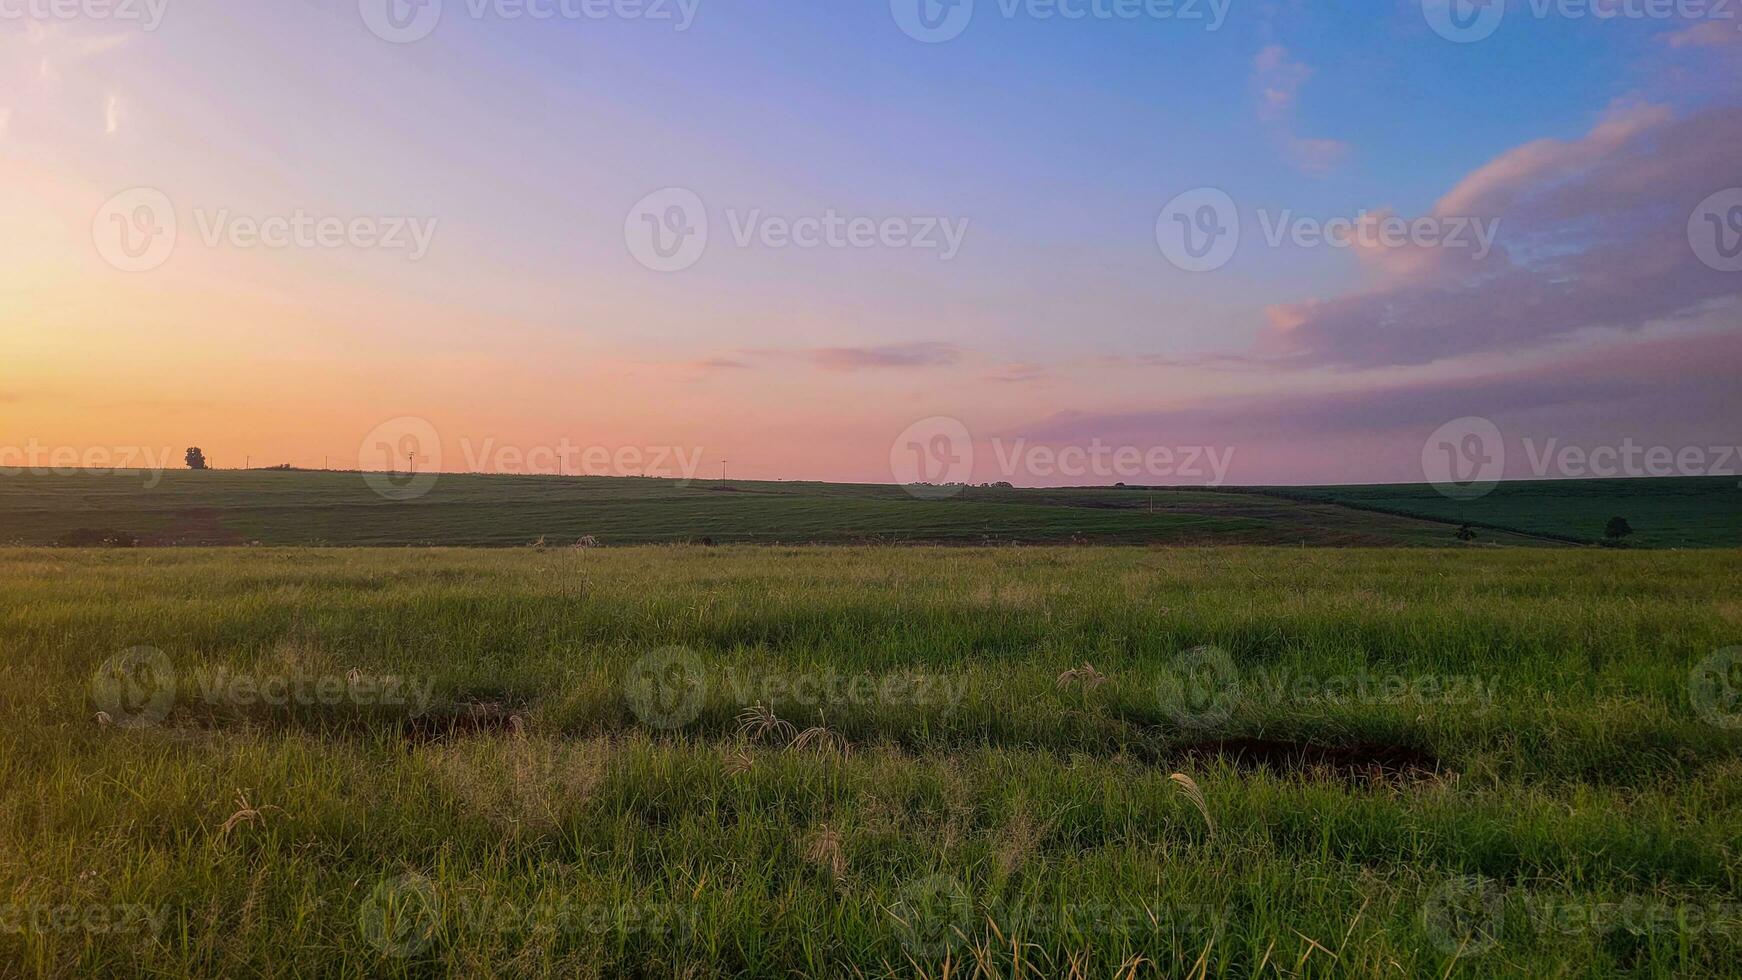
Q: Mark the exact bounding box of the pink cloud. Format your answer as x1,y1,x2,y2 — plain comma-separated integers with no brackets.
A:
805,342,961,370
1011,331,1742,485
1434,102,1672,218
1260,104,1742,369
1664,21,1742,49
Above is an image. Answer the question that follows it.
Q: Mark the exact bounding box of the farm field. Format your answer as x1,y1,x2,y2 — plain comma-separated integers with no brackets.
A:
1272,476,1742,548
3,546,1739,976
0,468,1669,548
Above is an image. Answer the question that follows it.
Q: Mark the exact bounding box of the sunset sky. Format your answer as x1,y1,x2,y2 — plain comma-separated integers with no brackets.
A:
3,0,1739,486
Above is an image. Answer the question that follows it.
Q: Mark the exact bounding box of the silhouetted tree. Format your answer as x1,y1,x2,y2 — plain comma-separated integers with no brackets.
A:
185,448,208,470
1605,517,1634,541
1456,524,1477,542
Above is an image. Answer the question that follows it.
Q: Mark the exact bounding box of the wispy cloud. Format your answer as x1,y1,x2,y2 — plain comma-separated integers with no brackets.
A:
2,23,133,136
804,342,961,370
14,22,131,89
678,343,963,374
692,356,751,370
1251,44,1350,175
984,362,1049,384
1253,44,1312,121
1663,21,1742,49
1104,352,1280,372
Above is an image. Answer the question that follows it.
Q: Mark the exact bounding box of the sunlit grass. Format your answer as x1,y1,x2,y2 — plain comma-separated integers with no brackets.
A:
1,546,1738,976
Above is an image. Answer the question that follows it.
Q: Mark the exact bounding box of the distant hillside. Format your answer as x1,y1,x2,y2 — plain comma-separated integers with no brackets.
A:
0,469,1568,548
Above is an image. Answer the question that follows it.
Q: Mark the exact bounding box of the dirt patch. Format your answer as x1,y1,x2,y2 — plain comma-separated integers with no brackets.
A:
1180,737,1446,783
400,702,526,743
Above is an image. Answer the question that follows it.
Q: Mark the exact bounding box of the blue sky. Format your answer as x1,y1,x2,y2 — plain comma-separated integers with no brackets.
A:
2,0,1739,484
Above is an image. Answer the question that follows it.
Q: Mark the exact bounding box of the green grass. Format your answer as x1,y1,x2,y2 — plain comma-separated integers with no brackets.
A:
2,546,1739,976
1267,476,1742,548
0,469,1574,548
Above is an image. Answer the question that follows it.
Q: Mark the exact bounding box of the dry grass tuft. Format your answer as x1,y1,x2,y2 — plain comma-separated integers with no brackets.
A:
1170,773,1214,841
803,823,848,883
1056,663,1108,690
722,746,753,777
791,713,849,754
218,790,282,839
433,738,606,833
994,806,1047,877
735,702,798,744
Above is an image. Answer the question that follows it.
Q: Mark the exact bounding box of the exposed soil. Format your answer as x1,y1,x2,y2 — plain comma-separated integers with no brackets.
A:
399,702,526,743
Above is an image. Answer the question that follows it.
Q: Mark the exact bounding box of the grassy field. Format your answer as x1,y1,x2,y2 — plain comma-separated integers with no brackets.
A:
3,546,1739,976
1271,476,1742,548
0,469,1623,548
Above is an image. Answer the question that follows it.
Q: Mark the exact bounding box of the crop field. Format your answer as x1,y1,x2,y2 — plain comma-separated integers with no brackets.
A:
3,546,1739,977
1274,476,1742,548
1,468,1697,548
